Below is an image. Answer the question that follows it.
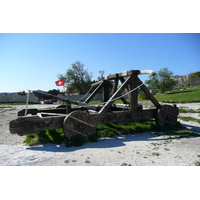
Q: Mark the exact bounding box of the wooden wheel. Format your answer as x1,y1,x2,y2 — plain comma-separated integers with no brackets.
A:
155,105,179,126
63,110,96,139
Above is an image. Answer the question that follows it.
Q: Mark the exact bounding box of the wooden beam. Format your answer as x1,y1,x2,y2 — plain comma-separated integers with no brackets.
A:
102,80,111,102
137,78,161,108
103,70,140,80
99,76,132,113
111,78,119,94
129,73,139,112
84,81,104,103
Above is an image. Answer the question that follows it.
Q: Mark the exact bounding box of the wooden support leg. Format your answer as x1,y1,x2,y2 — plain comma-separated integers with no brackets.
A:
129,74,139,112
102,80,111,102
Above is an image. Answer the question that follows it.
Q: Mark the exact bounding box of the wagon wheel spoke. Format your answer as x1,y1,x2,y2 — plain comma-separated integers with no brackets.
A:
155,105,179,127
63,110,96,139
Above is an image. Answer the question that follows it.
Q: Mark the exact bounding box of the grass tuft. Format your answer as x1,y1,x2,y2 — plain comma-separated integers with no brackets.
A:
178,116,200,124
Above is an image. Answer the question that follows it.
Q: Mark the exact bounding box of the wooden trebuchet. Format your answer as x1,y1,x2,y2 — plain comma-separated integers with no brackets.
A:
9,69,179,140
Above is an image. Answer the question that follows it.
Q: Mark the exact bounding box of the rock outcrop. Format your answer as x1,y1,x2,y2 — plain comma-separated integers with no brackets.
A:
172,72,200,88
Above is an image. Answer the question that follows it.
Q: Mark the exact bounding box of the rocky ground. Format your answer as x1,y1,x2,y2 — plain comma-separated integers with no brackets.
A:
0,103,200,166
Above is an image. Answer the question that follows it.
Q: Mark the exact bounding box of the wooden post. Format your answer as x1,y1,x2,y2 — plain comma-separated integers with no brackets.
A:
129,73,139,112
102,80,111,102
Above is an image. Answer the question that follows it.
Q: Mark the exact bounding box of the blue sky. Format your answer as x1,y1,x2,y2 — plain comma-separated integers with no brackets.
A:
0,33,199,93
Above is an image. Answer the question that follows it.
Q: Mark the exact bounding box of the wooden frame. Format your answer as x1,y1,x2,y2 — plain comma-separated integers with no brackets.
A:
9,70,179,138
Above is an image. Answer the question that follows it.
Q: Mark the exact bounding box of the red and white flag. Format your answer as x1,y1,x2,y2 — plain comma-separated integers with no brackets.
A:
55,79,65,86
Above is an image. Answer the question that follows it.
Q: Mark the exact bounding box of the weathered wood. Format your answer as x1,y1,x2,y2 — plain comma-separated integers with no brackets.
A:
103,70,140,80
91,80,103,87
155,105,179,126
63,110,96,138
84,81,105,103
99,76,132,113
111,78,119,94
9,69,179,138
18,108,67,116
102,80,111,102
33,90,98,111
9,115,65,136
91,109,157,124
129,73,139,112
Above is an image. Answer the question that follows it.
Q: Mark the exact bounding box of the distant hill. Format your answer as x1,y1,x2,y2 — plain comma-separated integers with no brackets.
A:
172,72,200,89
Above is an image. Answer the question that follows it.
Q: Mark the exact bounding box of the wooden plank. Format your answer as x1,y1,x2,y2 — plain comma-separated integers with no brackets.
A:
91,80,103,87
129,73,139,112
9,115,65,135
40,112,67,116
102,80,111,102
103,70,140,80
91,109,157,124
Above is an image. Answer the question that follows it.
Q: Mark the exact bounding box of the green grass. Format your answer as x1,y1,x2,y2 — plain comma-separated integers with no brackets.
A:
178,116,200,124
179,107,200,113
23,120,200,147
152,152,160,156
153,85,200,103
89,86,200,104
194,161,200,166
96,121,182,138
0,106,16,114
23,129,65,146
0,102,38,105
0,106,13,109
165,130,200,139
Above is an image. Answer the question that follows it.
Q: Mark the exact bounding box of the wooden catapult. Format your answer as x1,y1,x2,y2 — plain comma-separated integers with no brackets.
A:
9,70,179,139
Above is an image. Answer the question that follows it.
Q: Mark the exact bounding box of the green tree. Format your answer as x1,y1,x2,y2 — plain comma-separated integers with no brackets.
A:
58,61,93,94
147,68,177,93
97,70,105,81
47,89,60,96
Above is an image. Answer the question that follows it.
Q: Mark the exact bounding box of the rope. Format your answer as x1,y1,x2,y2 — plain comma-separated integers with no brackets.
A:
97,75,154,106
78,85,94,102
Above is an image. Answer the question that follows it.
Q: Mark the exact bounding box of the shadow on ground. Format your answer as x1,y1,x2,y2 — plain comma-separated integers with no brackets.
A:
26,124,200,153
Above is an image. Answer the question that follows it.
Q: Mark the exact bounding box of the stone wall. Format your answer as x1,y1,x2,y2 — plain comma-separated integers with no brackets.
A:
0,93,39,103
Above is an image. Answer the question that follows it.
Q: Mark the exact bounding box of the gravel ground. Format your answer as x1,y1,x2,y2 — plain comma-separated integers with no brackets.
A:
0,103,200,166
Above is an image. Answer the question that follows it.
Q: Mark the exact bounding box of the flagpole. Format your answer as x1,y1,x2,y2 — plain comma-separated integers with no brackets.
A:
63,80,65,96
25,90,30,116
